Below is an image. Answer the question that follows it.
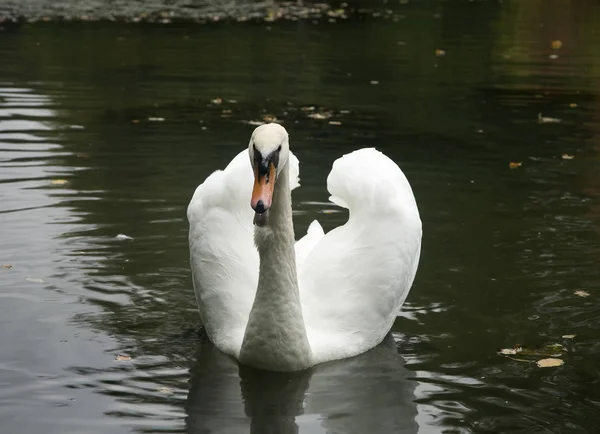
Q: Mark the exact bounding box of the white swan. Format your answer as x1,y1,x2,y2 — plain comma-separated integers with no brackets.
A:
188,123,422,371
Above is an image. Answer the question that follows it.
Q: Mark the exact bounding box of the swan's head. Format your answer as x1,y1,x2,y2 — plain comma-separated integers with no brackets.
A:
248,123,290,226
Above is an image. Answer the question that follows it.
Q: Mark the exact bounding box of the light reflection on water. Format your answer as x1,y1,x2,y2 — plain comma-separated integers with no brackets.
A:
1,1,600,433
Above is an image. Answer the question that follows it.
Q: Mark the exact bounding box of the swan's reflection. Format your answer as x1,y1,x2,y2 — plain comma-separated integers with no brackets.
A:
185,334,418,434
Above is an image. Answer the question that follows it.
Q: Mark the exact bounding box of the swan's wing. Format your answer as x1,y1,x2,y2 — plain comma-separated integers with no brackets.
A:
298,149,422,365
187,149,300,357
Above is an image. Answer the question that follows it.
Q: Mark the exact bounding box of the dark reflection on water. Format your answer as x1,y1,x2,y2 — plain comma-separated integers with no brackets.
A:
1,0,600,433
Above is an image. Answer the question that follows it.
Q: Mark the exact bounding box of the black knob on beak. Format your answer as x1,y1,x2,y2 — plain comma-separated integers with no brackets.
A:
255,200,266,214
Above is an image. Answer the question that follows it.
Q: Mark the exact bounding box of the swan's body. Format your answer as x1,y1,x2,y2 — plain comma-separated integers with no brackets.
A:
188,124,422,371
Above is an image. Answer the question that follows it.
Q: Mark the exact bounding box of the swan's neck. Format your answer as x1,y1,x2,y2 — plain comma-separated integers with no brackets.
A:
239,162,312,371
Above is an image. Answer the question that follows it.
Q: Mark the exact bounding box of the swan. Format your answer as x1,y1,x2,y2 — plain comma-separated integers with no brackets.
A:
188,123,422,371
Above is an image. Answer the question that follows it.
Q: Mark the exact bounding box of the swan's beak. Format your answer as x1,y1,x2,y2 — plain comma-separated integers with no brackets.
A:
251,161,276,227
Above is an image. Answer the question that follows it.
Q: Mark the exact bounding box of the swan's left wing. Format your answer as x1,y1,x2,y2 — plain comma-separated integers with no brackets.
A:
298,149,422,364
188,149,301,357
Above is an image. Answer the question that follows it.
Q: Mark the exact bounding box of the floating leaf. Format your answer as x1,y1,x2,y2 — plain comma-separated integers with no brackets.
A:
157,386,174,395
115,354,132,361
308,112,331,120
148,117,165,122
551,40,563,49
561,154,575,160
26,278,44,283
574,290,590,297
562,334,576,339
51,179,68,185
435,49,446,56
549,54,559,60
538,113,561,124
500,348,520,355
329,121,342,126
569,103,578,108
115,234,134,240
262,115,278,123
211,97,222,105
2,264,13,269
370,80,379,85
509,161,522,169
536,358,564,368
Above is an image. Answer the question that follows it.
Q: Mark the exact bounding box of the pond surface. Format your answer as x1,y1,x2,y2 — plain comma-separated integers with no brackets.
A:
1,1,600,433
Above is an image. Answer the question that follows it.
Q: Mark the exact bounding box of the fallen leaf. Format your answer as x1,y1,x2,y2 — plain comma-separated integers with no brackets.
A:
148,117,165,122
2,264,13,269
537,358,564,368
562,334,576,339
115,234,134,240
211,97,222,104
26,278,44,283
221,109,232,114
509,162,522,169
157,386,174,395
551,40,563,49
549,54,559,60
574,290,590,297
500,348,520,355
308,112,331,120
370,80,379,85
538,113,561,124
569,103,578,108
51,179,68,186
131,119,140,124
329,121,342,126
115,354,132,361
262,115,278,123
561,154,575,160
435,49,446,57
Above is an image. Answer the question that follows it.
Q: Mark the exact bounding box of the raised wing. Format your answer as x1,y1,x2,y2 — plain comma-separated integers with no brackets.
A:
298,148,422,364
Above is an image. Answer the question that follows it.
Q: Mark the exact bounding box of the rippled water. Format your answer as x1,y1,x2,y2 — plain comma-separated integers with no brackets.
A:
1,1,600,433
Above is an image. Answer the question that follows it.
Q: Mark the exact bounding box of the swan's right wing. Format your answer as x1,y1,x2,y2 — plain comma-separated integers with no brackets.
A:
299,149,422,365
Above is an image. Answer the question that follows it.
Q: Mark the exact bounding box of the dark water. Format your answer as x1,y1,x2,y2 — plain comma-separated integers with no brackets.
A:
2,1,600,433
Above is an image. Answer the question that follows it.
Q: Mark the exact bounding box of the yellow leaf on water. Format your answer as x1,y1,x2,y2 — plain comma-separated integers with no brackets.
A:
574,290,590,297
569,103,578,108
211,97,222,105
500,348,519,355
509,162,522,169
262,115,278,123
2,264,13,269
561,154,575,160
551,40,563,49
329,121,342,126
537,358,564,368
562,334,576,339
435,49,446,56
115,354,132,361
51,179,68,185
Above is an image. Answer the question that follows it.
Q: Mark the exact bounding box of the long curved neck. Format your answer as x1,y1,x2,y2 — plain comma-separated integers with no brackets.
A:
239,162,312,371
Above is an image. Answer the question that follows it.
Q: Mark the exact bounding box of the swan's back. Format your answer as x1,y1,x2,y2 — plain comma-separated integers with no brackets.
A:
299,148,422,364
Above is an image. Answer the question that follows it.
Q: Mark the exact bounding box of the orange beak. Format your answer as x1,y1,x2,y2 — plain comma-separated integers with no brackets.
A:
251,162,276,214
